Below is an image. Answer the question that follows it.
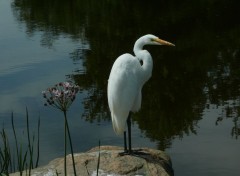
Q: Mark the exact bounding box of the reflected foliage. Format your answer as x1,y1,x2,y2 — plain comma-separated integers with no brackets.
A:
12,0,240,148
206,48,240,139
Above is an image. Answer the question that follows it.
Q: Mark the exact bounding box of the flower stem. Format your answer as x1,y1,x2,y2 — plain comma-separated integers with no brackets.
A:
63,110,77,176
64,112,67,176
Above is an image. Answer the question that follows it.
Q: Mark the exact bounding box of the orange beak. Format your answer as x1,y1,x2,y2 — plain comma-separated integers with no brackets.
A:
154,38,175,46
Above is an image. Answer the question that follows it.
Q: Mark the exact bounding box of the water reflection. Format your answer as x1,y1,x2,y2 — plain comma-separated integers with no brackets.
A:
206,49,240,138
11,0,240,150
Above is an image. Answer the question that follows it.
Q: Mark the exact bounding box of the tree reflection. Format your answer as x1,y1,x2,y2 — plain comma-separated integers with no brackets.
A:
12,0,240,149
206,48,240,138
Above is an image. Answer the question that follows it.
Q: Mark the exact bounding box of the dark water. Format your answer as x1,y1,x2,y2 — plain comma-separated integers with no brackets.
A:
1,0,240,175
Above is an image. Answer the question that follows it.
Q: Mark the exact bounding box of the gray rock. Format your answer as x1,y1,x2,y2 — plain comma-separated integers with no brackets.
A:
10,146,174,176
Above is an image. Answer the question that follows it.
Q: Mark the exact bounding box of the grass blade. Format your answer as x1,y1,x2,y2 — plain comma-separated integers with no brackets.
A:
35,115,40,168
11,112,19,172
96,140,101,176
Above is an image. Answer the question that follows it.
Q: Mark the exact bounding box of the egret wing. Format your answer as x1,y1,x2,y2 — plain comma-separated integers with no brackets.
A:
108,54,141,135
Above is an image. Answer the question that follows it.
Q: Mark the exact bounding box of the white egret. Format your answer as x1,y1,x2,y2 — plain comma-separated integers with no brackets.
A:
107,34,175,154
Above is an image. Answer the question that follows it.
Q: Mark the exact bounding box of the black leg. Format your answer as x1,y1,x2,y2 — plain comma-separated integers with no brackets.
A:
119,112,147,157
120,112,140,156
124,131,127,152
127,113,132,154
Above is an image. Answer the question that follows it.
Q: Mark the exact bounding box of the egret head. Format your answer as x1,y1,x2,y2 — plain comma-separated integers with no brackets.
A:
134,34,175,57
142,34,175,46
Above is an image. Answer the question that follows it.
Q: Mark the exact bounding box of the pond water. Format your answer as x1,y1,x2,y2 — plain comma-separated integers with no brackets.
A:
1,0,240,175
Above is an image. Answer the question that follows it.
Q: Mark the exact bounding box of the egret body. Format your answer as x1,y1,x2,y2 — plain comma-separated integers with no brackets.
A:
107,34,174,153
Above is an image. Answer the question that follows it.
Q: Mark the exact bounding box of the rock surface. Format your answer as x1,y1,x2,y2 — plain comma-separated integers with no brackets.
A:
10,146,174,176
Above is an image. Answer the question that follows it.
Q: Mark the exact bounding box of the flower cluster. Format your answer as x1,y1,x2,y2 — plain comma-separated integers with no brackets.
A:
42,82,80,111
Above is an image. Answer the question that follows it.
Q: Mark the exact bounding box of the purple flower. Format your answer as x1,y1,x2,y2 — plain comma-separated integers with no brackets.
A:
42,82,80,111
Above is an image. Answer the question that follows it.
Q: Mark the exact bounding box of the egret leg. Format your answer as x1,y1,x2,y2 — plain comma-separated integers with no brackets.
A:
119,113,147,157
127,113,132,154
124,131,127,152
119,113,131,156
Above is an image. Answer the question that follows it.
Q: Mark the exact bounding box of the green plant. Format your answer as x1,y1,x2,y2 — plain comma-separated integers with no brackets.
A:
0,109,40,175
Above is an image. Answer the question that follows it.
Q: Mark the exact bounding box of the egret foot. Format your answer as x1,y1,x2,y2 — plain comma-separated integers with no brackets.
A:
118,149,149,157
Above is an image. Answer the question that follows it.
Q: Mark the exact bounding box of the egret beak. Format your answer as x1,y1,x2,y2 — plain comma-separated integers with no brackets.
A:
154,38,175,46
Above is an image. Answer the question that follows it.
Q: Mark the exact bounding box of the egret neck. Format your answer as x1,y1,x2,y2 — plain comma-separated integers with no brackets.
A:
133,39,153,84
